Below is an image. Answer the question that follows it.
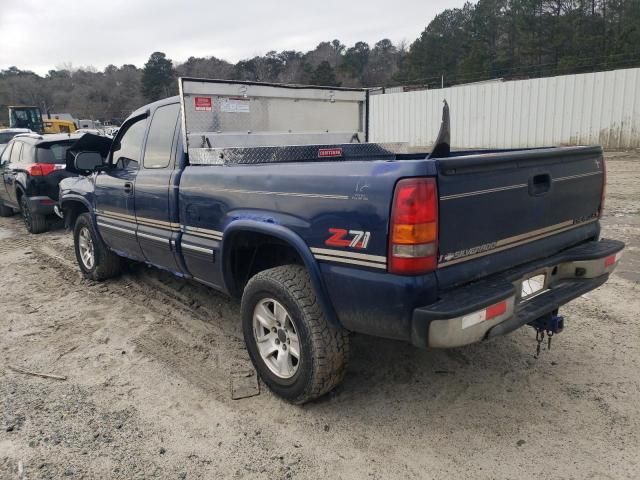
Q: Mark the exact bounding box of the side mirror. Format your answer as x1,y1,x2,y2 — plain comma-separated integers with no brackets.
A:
74,151,104,171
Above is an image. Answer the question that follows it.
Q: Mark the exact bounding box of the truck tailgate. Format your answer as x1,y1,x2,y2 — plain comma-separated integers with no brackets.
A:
435,146,605,288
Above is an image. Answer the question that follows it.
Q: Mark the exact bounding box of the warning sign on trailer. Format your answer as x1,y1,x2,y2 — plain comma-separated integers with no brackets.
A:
221,97,250,113
194,96,212,111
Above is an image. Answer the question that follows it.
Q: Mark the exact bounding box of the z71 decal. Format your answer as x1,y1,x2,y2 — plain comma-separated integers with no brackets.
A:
325,228,371,249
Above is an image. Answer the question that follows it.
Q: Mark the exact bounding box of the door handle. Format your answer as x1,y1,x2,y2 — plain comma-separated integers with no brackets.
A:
529,173,551,196
123,182,133,194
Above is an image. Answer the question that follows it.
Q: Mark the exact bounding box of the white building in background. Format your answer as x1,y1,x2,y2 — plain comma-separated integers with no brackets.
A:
370,67,640,150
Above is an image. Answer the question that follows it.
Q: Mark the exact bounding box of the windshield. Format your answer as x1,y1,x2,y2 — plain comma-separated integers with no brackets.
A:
10,108,43,131
36,141,75,164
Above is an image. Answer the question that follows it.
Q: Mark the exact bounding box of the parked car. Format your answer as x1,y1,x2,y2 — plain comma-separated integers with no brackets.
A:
59,79,624,404
103,127,119,139
75,128,102,136
0,128,32,153
0,132,85,233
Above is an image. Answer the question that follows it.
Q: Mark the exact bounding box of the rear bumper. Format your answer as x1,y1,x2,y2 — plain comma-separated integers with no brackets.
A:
24,196,56,216
411,238,624,348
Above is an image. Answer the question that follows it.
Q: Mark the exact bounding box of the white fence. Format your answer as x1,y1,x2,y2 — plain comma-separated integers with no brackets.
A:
369,67,640,150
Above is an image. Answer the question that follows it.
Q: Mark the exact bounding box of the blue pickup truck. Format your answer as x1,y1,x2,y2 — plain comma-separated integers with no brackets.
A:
59,78,624,403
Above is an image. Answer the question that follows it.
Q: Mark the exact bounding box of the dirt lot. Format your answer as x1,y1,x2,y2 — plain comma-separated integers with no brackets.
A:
1,152,639,480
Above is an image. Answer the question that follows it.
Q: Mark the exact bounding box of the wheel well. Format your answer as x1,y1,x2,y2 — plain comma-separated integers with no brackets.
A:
62,200,89,230
226,231,304,297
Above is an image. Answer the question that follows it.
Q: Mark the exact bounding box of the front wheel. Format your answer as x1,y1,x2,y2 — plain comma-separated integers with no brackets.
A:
241,265,349,404
73,213,121,281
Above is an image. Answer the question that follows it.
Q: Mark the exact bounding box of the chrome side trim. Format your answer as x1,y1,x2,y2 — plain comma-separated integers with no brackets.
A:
313,254,387,270
441,171,602,201
96,209,180,230
182,226,223,240
494,220,574,247
95,209,135,221
137,231,170,244
181,186,349,200
97,222,135,235
554,171,602,182
438,218,598,267
181,243,214,254
310,247,386,264
138,218,181,230
441,183,527,201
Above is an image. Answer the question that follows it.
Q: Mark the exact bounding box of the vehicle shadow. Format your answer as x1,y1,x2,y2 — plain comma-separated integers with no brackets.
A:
46,215,65,231
130,261,551,420
304,327,554,422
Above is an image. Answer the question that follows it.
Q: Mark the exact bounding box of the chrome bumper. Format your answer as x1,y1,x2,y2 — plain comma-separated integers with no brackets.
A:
411,239,624,348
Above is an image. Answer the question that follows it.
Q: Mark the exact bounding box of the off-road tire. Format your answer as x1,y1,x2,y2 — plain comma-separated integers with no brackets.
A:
0,203,14,217
241,265,349,404
20,196,47,234
74,213,121,281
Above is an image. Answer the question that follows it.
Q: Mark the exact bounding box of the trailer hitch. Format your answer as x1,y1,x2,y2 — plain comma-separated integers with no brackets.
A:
529,312,564,358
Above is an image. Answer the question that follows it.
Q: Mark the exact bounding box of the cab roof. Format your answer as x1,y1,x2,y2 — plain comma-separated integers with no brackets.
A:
0,128,32,134
13,132,86,144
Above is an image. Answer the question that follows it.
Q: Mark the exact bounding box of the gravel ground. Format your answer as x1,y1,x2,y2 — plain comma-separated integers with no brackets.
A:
1,151,639,480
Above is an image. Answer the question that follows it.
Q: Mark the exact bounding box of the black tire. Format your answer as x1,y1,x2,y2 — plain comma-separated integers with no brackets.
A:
20,195,47,234
241,265,349,404
73,213,121,281
0,203,14,217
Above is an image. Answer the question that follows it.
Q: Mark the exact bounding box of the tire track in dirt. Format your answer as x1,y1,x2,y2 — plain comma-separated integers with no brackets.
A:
30,236,257,402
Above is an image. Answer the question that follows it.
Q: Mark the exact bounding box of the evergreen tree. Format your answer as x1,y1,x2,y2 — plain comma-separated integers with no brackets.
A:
141,52,175,102
310,61,340,86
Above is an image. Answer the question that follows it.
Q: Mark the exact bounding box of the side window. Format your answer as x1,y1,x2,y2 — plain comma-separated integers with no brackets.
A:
0,144,12,165
111,118,147,170
9,142,23,163
143,104,180,169
20,143,35,163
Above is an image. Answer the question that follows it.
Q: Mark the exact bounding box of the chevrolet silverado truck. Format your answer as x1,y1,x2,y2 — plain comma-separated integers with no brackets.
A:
58,78,624,404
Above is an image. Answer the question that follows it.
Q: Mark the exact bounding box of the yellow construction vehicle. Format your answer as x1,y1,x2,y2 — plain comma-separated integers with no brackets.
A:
8,106,45,133
43,118,77,134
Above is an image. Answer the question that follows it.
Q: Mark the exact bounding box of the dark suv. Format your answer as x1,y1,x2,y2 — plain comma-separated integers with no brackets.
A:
0,133,84,233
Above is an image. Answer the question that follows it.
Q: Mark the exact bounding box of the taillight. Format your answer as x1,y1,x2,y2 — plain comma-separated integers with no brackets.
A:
27,163,57,176
461,299,508,330
599,156,607,218
604,251,622,267
389,177,438,275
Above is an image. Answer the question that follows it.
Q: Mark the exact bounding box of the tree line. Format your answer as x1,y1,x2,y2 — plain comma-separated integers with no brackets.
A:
1,0,638,125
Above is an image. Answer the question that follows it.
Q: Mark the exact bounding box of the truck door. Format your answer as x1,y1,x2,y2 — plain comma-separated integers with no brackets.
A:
134,103,182,273
94,115,147,261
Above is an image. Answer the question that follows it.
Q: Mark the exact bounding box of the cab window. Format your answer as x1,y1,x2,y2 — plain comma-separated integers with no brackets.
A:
9,142,23,163
112,117,147,170
20,143,35,163
143,104,180,169
0,144,12,165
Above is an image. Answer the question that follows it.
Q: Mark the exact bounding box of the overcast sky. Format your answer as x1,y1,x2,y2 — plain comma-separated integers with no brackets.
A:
0,0,466,75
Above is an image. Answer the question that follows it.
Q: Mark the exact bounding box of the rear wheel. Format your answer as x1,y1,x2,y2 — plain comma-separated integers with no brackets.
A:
241,265,349,404
74,213,121,281
20,196,47,234
0,203,14,217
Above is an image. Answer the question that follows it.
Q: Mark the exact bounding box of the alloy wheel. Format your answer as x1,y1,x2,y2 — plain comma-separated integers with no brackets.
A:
78,226,95,270
252,298,301,379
